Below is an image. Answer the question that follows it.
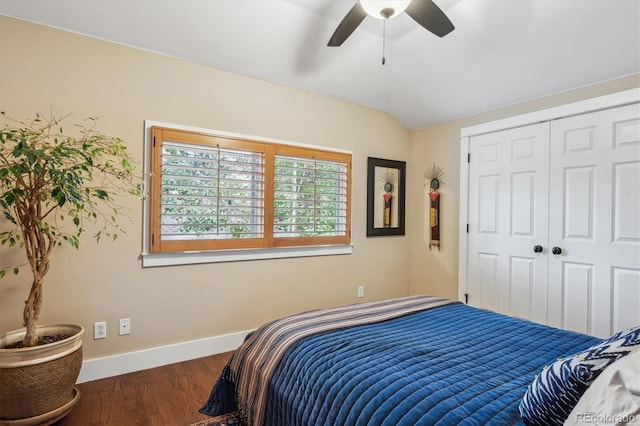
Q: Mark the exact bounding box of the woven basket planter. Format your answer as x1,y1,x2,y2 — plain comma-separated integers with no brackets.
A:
0,324,83,425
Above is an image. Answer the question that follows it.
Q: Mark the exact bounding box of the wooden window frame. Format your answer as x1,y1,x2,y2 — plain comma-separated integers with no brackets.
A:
149,126,351,254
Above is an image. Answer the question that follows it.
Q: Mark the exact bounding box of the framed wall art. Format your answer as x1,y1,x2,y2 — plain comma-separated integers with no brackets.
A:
366,157,406,237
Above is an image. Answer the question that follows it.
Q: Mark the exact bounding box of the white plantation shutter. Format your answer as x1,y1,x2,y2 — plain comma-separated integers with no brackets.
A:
150,126,351,253
160,141,264,241
273,155,348,238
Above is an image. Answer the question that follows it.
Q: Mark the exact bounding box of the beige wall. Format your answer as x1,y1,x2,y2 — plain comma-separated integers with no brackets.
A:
408,74,640,300
0,16,411,360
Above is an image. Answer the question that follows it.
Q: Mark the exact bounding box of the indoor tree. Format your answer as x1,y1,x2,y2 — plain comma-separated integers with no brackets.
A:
0,112,140,347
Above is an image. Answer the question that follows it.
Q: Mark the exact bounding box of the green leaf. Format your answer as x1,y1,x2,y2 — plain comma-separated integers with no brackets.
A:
3,211,16,224
52,188,66,207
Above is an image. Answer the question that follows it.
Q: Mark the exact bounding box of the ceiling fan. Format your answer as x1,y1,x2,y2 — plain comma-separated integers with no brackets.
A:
327,0,455,47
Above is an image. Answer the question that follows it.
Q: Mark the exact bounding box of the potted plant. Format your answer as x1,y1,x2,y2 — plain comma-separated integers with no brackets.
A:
0,112,139,423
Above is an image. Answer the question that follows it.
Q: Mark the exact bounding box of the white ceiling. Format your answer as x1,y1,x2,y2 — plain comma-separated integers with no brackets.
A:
1,0,639,130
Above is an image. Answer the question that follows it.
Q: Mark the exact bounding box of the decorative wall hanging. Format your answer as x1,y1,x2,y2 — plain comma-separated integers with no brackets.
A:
367,157,406,237
424,162,444,250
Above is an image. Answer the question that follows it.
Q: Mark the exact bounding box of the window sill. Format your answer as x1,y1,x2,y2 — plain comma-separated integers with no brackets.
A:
141,244,353,268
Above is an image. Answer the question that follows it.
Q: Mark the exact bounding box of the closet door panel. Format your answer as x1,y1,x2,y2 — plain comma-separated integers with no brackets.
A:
548,103,640,337
613,162,640,242
468,123,550,323
561,262,593,335
612,268,640,332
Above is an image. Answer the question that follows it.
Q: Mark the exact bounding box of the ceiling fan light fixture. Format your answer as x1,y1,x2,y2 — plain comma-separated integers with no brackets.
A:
359,0,411,20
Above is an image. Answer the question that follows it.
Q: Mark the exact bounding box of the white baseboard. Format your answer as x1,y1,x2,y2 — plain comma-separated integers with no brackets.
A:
77,329,252,383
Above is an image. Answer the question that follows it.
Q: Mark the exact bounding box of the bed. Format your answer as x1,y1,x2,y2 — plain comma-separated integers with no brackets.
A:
200,295,639,425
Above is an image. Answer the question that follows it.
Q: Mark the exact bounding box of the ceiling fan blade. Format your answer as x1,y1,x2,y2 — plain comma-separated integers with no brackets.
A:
327,2,367,47
406,0,455,38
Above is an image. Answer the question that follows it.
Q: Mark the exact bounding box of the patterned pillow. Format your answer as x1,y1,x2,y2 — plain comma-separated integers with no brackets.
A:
519,326,640,426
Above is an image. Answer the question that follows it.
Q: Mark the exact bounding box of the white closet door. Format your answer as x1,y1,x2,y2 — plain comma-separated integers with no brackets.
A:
468,122,550,323
548,103,640,338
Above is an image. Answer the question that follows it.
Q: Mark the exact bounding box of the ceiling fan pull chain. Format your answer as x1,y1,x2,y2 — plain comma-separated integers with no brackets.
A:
382,19,386,65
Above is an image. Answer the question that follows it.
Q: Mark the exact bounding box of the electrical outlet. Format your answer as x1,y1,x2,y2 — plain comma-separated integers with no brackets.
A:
94,321,106,339
119,318,131,336
357,286,364,298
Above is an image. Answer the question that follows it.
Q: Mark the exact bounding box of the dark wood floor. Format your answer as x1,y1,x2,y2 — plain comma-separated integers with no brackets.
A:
54,351,233,426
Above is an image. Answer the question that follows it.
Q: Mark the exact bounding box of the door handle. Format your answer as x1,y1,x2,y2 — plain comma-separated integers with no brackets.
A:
533,245,543,253
552,247,562,255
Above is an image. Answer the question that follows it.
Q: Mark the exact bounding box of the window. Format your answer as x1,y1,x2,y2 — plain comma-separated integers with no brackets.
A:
149,127,351,254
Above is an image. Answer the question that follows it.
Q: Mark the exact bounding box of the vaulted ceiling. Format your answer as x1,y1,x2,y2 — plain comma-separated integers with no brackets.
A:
1,0,638,130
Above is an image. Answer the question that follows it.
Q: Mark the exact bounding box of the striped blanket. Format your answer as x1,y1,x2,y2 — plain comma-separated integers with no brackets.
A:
201,295,457,425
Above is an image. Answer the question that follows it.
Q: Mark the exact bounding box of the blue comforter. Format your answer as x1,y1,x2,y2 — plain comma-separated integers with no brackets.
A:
202,302,601,425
